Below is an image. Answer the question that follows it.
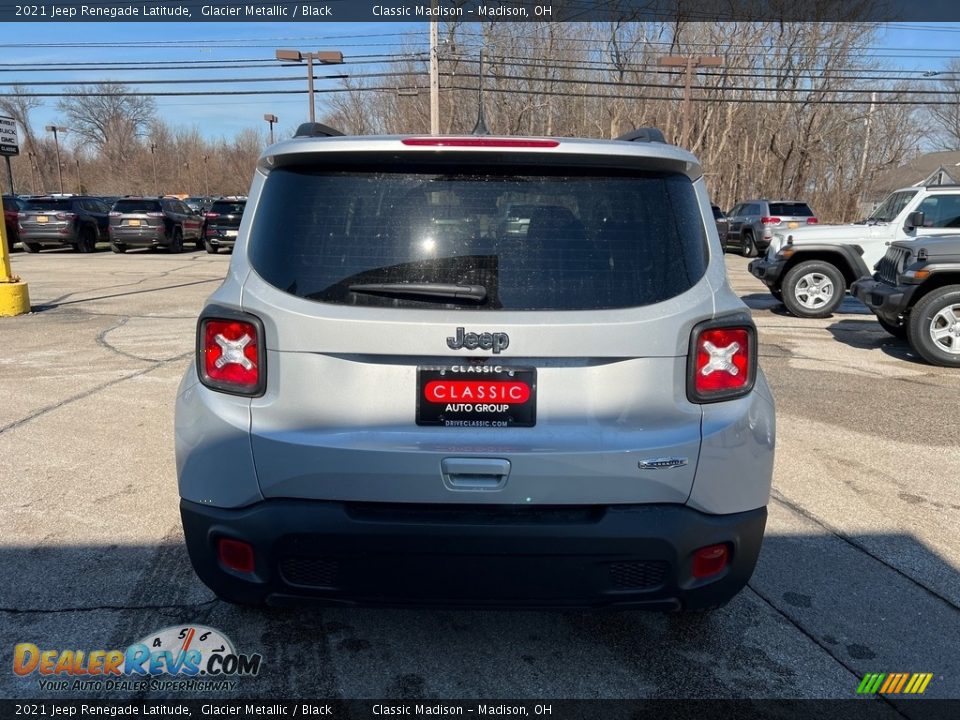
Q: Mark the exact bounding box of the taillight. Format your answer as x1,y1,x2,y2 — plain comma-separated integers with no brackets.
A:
760,216,781,225
687,319,756,403
109,211,121,217
205,212,220,219
146,212,164,218
806,217,818,224
197,312,265,396
55,212,76,220
401,137,560,148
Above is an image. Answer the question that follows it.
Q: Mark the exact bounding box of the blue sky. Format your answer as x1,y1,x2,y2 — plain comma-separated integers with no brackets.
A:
3,22,960,144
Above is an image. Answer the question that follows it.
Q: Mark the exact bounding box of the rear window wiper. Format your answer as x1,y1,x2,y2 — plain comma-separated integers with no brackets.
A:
347,282,487,303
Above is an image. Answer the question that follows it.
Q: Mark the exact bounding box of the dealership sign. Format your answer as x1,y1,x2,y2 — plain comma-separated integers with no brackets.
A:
0,116,19,156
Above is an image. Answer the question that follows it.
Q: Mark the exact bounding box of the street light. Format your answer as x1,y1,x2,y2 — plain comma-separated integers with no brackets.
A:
45,125,67,194
263,113,278,144
275,49,343,123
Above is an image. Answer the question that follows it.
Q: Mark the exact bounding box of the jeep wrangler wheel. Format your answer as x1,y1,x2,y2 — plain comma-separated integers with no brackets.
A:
877,317,906,340
907,285,960,367
782,260,845,318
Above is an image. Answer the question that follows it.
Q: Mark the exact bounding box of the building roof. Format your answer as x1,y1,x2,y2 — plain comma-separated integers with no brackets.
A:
870,150,960,198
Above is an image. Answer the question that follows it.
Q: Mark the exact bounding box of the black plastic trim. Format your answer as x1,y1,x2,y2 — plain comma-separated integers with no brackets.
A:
686,313,758,405
293,122,345,138
615,127,667,144
195,304,267,398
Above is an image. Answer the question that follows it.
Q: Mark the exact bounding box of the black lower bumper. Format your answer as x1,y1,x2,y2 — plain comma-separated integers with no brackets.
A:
181,499,767,611
748,257,786,287
850,277,916,323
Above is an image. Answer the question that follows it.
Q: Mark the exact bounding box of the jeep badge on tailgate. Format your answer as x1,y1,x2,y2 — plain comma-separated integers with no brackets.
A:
446,327,510,353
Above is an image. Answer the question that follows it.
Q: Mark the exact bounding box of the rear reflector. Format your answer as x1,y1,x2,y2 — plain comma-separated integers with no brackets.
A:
401,137,560,148
218,538,255,574
197,314,265,396
687,321,756,403
692,544,729,579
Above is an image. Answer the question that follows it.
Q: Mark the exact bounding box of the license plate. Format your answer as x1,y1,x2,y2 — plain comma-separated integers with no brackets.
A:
788,221,799,228
36,215,48,223
225,230,238,237
417,366,537,428
127,219,141,227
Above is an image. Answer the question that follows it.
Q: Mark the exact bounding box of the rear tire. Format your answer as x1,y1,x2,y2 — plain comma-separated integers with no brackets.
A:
110,241,127,254
782,260,845,318
877,317,907,340
169,228,183,254
741,232,757,258
22,242,41,253
907,285,960,367
204,238,219,254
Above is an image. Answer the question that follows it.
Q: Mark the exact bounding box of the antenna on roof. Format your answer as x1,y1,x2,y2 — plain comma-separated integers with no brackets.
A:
471,49,490,136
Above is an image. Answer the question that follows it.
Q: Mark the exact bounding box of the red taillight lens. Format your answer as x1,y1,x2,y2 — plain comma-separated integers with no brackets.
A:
146,212,164,218
688,323,756,403
55,212,76,220
401,137,560,148
198,316,264,395
692,544,729,579
205,212,219,219
760,216,781,225
806,217,818,224
218,538,255,574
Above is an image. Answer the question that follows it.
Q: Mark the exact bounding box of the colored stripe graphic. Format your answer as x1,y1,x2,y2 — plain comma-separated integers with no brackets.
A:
858,672,933,695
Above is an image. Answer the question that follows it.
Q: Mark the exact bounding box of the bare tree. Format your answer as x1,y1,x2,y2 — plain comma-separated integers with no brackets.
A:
929,58,960,150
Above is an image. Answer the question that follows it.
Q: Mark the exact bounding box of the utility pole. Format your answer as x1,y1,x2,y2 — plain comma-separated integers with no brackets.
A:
275,49,344,124
429,6,440,134
857,91,878,215
27,151,38,193
150,142,158,195
657,55,723,149
202,155,210,196
75,158,81,194
45,125,67,194
263,113,278,144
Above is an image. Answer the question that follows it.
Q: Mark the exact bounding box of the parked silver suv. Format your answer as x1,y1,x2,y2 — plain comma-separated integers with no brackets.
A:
725,199,817,257
175,125,776,611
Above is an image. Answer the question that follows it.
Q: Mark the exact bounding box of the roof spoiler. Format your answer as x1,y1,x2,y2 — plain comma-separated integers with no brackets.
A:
293,123,345,139
615,128,667,144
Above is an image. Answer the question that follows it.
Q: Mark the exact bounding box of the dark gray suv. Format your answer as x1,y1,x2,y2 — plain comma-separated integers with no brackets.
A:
108,197,203,253
175,126,776,611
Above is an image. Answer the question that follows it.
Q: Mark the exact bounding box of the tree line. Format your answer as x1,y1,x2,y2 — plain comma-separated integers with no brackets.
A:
3,21,960,222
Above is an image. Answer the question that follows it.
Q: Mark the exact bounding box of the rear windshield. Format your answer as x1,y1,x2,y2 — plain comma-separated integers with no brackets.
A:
249,166,708,311
113,199,161,213
24,198,72,211
209,201,245,215
768,202,814,217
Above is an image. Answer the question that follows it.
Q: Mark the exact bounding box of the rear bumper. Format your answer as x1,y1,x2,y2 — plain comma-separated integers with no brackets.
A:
204,229,238,247
180,498,766,610
19,229,78,245
850,277,916,323
109,227,167,246
748,257,786,287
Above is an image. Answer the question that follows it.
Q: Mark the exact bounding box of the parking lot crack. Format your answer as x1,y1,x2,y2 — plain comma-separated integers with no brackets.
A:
770,490,960,614
0,599,218,615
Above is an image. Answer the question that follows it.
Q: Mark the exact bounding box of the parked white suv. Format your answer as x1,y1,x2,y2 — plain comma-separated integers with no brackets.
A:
748,185,960,317
175,124,776,611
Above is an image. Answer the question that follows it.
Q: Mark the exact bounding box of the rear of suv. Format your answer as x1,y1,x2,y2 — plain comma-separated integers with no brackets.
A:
202,198,245,253
175,127,776,611
108,197,203,253
725,200,817,257
17,196,110,253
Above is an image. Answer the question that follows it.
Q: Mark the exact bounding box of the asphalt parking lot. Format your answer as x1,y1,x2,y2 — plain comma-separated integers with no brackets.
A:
1,247,958,701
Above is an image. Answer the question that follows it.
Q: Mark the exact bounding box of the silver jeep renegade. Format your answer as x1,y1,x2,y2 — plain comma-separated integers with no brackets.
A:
175,125,776,611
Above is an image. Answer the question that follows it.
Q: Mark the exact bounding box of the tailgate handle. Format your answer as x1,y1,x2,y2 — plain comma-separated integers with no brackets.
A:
441,458,510,491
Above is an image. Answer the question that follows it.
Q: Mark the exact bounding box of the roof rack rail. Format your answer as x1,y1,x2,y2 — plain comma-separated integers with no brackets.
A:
615,128,666,144
293,122,345,139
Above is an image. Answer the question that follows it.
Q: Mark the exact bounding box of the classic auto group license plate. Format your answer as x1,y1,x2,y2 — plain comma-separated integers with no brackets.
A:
416,365,537,428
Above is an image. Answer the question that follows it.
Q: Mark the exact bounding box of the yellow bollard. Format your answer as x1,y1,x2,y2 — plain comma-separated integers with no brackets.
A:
0,212,30,317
